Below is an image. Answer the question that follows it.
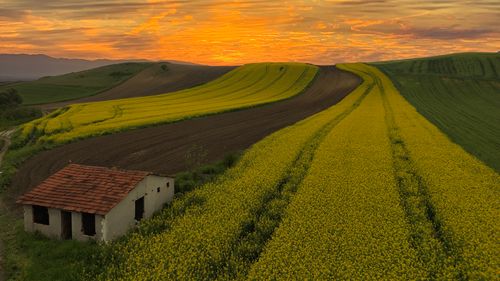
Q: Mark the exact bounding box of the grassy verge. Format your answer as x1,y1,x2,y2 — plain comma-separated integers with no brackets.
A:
175,152,241,195
0,216,98,281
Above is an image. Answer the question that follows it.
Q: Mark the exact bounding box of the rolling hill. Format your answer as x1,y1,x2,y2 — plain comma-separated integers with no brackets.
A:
0,54,148,81
0,54,196,82
40,63,235,110
0,63,153,105
375,52,500,171
79,63,498,280
12,66,360,197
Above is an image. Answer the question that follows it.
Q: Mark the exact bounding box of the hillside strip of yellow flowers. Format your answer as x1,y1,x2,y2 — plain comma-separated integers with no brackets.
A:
19,63,317,145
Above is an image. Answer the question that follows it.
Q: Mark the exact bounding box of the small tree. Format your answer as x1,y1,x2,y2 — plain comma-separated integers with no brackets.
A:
0,88,22,108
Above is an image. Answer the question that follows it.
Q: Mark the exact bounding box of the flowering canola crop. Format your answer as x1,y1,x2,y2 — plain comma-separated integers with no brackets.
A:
248,64,426,279
249,63,499,280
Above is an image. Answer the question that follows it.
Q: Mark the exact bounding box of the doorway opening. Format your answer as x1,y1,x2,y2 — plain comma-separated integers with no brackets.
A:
135,197,144,221
61,211,72,239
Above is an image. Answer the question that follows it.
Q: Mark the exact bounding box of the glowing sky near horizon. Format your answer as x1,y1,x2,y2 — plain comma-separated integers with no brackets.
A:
0,0,499,65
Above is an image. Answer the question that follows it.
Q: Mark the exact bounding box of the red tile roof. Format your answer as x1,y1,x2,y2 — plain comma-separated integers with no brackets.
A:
17,164,152,215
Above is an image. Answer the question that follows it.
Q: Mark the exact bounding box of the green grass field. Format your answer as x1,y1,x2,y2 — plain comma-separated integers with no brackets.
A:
374,53,500,172
0,63,152,105
20,63,318,145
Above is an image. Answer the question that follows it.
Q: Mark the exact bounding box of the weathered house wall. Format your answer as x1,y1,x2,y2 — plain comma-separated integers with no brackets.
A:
23,206,61,238
103,175,174,241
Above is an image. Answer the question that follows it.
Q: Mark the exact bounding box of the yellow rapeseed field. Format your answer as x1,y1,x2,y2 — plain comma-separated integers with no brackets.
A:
248,64,426,279
249,64,499,279
370,64,500,279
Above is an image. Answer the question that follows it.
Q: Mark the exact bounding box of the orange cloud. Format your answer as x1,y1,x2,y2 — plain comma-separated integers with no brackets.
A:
0,0,498,65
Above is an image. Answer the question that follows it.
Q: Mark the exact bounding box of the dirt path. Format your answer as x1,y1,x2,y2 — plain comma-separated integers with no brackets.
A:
0,129,14,281
11,66,361,214
0,130,13,168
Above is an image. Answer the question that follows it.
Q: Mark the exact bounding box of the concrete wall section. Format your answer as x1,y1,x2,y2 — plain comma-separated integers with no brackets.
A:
145,175,174,217
104,176,174,241
103,178,146,241
23,205,62,239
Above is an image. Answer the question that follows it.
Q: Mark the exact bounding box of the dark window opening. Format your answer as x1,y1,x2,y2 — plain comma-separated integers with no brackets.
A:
157,187,161,193
33,205,49,225
82,213,96,236
135,197,144,221
167,182,170,187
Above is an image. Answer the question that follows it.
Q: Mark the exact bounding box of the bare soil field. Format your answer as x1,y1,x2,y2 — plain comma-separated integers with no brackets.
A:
40,63,235,110
10,66,360,210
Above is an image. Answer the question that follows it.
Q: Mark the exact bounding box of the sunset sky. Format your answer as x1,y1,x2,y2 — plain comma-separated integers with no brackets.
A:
0,0,499,65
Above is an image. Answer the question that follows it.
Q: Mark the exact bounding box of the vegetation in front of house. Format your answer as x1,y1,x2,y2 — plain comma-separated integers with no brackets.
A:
19,63,318,145
0,221,98,281
374,52,500,172
0,150,241,281
0,63,152,105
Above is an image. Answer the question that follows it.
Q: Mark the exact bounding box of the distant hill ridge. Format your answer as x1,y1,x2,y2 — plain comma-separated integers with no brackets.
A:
0,54,195,81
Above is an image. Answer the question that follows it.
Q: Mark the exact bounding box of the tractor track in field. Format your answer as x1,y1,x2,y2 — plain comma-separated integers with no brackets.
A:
216,75,373,279
375,72,464,279
11,66,361,215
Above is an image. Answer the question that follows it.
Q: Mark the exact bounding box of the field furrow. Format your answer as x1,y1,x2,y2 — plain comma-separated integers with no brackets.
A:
376,71,460,279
